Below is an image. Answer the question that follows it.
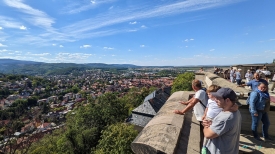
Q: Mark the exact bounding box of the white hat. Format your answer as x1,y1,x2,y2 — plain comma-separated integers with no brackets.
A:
238,68,241,71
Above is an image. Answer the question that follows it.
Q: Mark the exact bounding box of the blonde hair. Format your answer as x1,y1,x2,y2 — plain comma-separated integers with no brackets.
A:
207,85,221,93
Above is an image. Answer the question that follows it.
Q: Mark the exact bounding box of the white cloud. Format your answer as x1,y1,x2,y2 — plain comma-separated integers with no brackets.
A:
62,0,115,14
0,27,3,30
28,53,51,56
59,45,64,48
0,43,7,47
210,49,215,51
0,15,23,29
3,0,55,30
62,0,239,38
0,49,8,52
52,44,56,46
80,45,91,48
128,29,137,32
20,25,27,30
111,54,115,56
129,21,137,25
141,25,147,28
184,38,194,42
140,45,145,47
56,52,94,61
128,49,132,51
103,47,114,50
186,46,188,47
109,6,114,10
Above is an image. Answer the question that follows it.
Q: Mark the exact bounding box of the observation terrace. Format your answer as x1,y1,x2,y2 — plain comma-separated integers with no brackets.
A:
131,72,275,154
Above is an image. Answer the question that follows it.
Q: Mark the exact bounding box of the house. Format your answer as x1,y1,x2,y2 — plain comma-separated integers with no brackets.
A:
127,87,171,131
21,123,35,134
37,123,52,132
37,99,47,106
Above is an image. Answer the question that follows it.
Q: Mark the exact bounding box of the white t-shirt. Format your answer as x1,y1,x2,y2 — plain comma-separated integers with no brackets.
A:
193,89,208,121
206,99,222,119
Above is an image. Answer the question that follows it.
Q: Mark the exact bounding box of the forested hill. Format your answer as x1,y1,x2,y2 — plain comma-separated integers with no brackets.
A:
0,59,139,75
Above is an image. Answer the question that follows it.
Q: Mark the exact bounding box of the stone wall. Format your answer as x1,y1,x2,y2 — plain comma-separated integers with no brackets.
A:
131,91,201,154
199,72,275,136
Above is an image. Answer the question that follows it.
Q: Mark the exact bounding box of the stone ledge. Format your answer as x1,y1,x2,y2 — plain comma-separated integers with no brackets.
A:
131,91,201,154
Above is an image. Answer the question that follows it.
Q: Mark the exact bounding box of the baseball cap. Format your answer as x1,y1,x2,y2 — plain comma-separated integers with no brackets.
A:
212,88,242,106
211,88,237,102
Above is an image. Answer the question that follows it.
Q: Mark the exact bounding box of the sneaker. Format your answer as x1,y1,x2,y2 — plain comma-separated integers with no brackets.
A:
254,137,263,142
264,137,274,142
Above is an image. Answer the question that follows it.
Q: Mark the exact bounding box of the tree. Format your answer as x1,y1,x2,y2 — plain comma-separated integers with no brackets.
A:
171,72,195,93
41,102,50,114
28,129,65,154
71,85,80,94
94,123,138,154
27,96,38,107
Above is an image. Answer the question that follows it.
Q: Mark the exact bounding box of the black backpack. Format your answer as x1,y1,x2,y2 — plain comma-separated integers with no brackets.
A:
199,87,208,108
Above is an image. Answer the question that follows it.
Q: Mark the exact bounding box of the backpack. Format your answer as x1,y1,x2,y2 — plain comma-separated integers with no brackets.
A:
246,91,260,105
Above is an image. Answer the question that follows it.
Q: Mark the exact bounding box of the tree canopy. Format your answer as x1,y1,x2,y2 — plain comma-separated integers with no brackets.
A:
171,72,195,93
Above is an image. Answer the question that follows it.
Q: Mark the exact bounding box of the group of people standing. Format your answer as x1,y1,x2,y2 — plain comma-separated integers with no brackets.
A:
229,66,271,86
238,72,272,142
173,73,272,153
174,79,241,153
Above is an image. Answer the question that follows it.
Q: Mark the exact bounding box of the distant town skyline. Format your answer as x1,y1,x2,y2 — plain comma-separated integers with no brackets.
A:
0,0,274,66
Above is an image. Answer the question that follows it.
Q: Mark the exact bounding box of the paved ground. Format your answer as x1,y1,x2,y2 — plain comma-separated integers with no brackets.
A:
239,131,275,154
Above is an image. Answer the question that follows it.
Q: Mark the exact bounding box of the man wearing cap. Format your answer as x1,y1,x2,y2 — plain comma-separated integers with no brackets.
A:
203,88,242,154
238,72,268,91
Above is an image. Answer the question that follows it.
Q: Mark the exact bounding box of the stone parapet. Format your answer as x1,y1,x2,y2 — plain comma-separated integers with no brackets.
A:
202,72,250,96
131,91,201,154
198,72,275,136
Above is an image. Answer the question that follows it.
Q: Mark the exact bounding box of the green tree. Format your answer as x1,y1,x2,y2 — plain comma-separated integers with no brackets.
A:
41,102,50,114
94,123,138,154
28,129,65,154
27,96,38,107
71,85,80,93
171,72,195,93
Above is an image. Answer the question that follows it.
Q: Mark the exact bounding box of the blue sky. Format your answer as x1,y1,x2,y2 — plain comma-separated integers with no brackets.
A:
0,0,274,66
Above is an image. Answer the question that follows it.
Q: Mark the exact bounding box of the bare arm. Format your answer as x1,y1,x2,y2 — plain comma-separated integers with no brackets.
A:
174,98,200,114
202,107,208,120
203,126,219,139
180,96,194,105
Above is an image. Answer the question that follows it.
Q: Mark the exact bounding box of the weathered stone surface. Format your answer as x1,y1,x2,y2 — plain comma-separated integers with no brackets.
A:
131,91,200,154
202,72,250,96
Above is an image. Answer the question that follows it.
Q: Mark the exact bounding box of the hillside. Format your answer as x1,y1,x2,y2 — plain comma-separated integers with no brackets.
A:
0,59,139,75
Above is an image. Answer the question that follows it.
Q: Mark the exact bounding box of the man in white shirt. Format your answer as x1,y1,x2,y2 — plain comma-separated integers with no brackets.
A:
173,79,208,121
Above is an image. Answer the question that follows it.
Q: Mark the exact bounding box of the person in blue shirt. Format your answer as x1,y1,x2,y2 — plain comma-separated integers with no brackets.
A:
238,73,268,91
248,82,272,142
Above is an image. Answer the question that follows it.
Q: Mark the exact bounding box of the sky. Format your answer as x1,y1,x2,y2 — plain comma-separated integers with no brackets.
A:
0,0,274,66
